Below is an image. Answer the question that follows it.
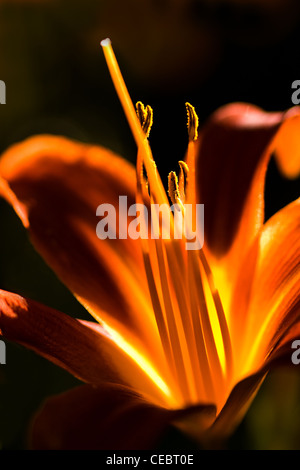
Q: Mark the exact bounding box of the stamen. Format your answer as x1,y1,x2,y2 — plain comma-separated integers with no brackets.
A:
101,38,231,408
184,105,197,205
142,252,175,378
144,105,153,138
168,171,185,212
164,242,202,403
189,251,225,402
101,41,180,399
136,101,146,127
199,250,233,384
178,161,189,203
185,102,199,142
187,251,216,402
153,235,193,402
136,101,153,138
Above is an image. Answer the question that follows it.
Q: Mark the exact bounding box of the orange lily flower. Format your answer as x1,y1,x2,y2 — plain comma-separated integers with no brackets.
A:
0,39,300,450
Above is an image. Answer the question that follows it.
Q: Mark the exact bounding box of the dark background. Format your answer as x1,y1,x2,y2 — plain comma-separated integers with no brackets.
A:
0,0,300,449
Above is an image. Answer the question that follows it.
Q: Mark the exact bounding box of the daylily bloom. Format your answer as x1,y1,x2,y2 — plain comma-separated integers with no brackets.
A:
0,39,300,450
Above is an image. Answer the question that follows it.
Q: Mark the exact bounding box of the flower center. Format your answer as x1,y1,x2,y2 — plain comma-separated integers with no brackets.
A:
101,38,233,412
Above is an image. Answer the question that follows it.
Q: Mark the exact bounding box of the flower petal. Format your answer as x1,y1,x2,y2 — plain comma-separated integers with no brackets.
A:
30,383,216,450
0,289,121,385
266,321,300,367
193,103,300,306
208,321,300,442
273,107,300,179
0,135,160,360
30,384,175,450
231,198,300,376
208,371,266,441
0,289,173,407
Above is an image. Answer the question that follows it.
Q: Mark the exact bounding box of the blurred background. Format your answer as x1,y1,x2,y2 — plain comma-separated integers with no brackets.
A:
0,0,300,450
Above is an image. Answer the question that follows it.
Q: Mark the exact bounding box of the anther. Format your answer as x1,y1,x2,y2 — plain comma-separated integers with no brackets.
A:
185,102,199,142
136,101,146,124
168,171,184,212
178,161,189,202
136,101,153,138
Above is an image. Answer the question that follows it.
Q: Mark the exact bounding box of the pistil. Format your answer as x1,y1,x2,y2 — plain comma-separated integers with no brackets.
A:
101,38,233,411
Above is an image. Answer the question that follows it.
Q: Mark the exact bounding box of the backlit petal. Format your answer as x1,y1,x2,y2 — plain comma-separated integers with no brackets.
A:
209,321,300,442
273,107,300,179
0,289,172,406
193,103,300,312
0,289,122,385
208,371,265,441
0,135,161,362
231,198,300,376
265,322,300,367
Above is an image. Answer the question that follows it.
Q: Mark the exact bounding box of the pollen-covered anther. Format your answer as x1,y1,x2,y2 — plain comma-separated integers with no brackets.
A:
136,101,153,139
168,171,185,212
178,161,189,202
185,102,199,142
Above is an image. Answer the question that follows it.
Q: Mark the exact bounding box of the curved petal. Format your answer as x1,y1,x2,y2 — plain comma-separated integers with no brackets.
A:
273,107,300,179
208,371,266,441
192,103,300,310
0,289,174,407
207,320,300,442
30,384,176,450
0,289,122,385
231,198,300,375
30,383,216,450
0,135,161,361
266,322,300,367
